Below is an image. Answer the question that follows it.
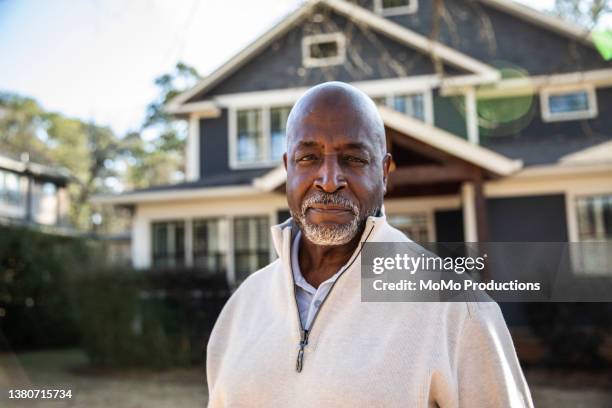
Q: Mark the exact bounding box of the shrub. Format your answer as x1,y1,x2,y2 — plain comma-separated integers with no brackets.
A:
70,268,229,369
0,225,93,351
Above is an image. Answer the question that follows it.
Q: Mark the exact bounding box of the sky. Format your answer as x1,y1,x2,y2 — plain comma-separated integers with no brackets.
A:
0,0,589,136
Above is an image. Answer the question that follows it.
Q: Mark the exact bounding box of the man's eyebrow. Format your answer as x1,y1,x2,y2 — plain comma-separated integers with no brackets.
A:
340,142,370,151
294,141,320,149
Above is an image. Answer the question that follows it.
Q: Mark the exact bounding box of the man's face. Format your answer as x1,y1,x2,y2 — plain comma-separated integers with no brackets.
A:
283,96,390,246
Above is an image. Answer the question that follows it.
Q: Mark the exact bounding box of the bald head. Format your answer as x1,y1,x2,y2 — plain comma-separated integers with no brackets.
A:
286,82,386,158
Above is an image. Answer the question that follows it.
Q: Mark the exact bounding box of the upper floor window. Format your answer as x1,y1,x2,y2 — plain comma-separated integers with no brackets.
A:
231,106,291,168
237,109,263,163
372,91,433,124
541,86,598,122
374,0,418,16
302,33,346,68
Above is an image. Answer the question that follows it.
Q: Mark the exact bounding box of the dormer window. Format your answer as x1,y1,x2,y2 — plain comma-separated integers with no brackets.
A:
302,33,346,68
374,0,418,17
541,85,598,122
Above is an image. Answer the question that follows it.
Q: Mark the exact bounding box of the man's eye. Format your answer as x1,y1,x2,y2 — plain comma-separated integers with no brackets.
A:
297,154,317,162
344,156,368,165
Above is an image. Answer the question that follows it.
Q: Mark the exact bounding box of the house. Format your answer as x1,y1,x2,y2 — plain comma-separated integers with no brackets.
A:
0,152,71,228
94,0,612,288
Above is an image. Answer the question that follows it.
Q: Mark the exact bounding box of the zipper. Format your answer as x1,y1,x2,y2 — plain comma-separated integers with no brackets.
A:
292,222,376,373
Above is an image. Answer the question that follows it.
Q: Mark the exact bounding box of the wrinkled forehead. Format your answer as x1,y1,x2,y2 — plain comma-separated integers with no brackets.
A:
286,95,385,155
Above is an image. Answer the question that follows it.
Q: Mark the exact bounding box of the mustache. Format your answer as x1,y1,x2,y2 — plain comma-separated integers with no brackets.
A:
301,192,359,216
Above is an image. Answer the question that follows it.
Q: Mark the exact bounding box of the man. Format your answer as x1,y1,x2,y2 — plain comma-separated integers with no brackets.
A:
206,82,533,407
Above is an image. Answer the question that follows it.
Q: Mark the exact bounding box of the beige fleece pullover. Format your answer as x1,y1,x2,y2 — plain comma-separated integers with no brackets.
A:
206,214,534,407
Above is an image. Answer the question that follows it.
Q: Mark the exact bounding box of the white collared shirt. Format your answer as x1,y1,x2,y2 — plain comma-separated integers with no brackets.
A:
291,230,344,331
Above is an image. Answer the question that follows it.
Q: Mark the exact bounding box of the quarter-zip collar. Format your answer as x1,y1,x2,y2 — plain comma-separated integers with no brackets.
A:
270,207,388,372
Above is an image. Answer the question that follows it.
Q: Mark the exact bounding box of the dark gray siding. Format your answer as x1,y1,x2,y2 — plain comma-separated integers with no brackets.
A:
481,86,612,165
189,5,466,101
199,110,274,181
485,194,569,326
486,194,568,242
386,0,611,75
433,90,468,140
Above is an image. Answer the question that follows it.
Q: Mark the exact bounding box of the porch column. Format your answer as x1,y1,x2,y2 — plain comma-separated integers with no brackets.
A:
461,177,489,242
462,182,478,242
185,218,194,268
473,175,489,243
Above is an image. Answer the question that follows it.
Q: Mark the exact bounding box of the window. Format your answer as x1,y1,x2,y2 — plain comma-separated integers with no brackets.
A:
541,86,598,122
576,195,612,241
32,181,58,225
231,106,292,167
374,0,418,16
152,221,185,268
270,107,291,161
302,33,346,68
237,109,263,163
193,218,229,274
392,94,425,121
234,216,270,283
387,213,430,242
0,169,24,207
373,92,431,123
572,194,612,275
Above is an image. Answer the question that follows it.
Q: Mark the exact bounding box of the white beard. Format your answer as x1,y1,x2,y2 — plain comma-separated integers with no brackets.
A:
292,191,375,246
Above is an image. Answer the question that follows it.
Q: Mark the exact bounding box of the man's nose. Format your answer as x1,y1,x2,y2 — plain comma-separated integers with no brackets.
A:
314,154,347,193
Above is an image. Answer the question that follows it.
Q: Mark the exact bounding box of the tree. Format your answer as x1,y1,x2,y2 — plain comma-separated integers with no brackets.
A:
0,93,125,230
553,0,611,29
124,62,201,190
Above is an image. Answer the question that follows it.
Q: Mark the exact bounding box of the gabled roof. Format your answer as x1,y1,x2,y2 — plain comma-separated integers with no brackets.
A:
0,153,71,183
479,0,594,46
166,0,499,112
379,107,523,175
254,106,523,192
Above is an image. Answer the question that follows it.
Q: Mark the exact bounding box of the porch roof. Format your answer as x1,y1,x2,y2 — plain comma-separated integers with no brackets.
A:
254,106,523,192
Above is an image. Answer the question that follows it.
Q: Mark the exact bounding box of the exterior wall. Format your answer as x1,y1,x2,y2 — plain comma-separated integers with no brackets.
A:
433,90,468,139
434,209,464,242
481,86,612,165
190,6,464,101
385,0,610,75
487,195,568,241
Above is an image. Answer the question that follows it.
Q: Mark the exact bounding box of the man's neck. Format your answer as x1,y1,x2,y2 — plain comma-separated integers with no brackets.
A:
297,226,364,289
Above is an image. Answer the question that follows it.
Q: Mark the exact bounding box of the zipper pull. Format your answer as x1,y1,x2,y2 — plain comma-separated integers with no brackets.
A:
296,329,309,372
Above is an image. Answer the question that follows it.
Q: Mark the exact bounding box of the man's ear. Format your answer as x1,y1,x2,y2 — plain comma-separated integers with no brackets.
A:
283,152,288,171
382,153,392,195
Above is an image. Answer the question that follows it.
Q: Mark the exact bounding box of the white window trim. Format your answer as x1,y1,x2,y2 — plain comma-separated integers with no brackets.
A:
540,84,598,123
371,89,434,125
374,0,418,17
302,32,346,68
565,190,612,276
229,106,283,170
